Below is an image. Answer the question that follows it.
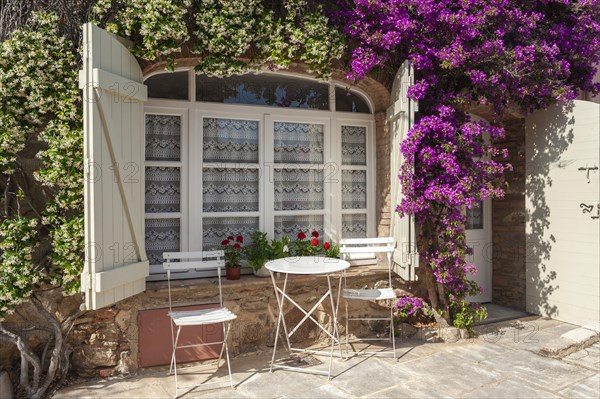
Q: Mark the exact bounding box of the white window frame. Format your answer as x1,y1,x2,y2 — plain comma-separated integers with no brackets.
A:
143,106,189,277
143,70,376,277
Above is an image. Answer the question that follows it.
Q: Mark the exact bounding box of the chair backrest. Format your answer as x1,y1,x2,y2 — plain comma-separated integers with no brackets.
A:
339,237,395,285
163,251,226,312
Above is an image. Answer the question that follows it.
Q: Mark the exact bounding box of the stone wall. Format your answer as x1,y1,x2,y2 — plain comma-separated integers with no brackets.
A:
491,118,527,310
375,112,392,237
68,266,407,378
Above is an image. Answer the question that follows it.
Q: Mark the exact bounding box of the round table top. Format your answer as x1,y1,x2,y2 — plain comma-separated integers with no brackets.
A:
265,257,350,275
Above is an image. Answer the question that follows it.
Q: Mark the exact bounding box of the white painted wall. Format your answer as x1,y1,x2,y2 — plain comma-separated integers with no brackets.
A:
525,100,600,326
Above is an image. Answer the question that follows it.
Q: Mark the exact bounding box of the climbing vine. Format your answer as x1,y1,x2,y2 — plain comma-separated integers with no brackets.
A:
0,12,84,316
93,0,345,77
0,10,84,397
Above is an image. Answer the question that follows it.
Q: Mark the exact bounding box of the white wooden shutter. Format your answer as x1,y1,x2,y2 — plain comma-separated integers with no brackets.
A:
80,24,149,310
387,61,419,280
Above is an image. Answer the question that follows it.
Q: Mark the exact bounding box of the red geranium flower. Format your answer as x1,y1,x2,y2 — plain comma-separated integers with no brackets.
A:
227,235,234,240
221,239,230,246
233,243,241,249
311,238,319,246
297,232,306,240
311,231,319,238
236,235,244,243
324,242,331,250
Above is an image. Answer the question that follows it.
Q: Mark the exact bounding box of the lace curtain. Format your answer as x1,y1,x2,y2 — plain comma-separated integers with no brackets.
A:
145,167,180,213
203,167,259,212
274,215,324,240
342,125,367,165
145,115,181,161
274,168,324,211
203,117,259,163
342,214,367,238
145,218,180,265
274,122,324,164
342,170,367,209
202,217,259,251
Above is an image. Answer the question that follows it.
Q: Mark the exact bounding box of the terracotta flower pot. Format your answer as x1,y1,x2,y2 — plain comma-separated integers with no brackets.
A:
226,266,241,280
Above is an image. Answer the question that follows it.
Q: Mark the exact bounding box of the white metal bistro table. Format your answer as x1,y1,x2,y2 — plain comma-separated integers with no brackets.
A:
266,256,351,380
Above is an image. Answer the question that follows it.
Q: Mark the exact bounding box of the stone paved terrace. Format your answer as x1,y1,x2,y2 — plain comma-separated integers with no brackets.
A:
55,316,599,399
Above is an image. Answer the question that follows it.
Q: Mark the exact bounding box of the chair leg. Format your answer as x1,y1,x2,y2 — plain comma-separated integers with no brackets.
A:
390,306,396,360
172,326,182,398
345,299,349,354
217,323,227,368
222,322,234,389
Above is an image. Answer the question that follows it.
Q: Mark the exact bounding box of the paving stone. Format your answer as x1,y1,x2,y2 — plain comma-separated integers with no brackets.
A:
582,322,600,334
442,342,509,363
391,352,502,397
539,328,598,358
563,344,600,371
479,349,596,391
461,377,560,398
558,374,600,398
363,381,453,398
330,357,420,397
53,317,600,399
281,384,356,399
562,328,599,343
238,366,338,399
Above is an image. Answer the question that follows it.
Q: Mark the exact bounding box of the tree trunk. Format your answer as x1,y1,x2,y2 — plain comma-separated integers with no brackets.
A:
0,292,81,399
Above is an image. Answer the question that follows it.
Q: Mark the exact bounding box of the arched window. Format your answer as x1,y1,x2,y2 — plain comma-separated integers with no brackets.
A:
143,70,376,278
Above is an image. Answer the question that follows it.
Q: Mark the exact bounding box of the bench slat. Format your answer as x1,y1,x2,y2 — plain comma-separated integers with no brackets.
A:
163,250,223,260
340,247,394,254
339,237,394,245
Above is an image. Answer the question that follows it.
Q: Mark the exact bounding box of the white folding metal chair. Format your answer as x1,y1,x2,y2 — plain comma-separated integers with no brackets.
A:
340,237,397,359
163,251,237,398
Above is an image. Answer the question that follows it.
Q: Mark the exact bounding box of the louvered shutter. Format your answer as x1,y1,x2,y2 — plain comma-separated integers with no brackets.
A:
387,61,419,280
80,24,149,310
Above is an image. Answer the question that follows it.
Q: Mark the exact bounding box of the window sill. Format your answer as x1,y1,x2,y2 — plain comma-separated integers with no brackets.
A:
146,262,391,292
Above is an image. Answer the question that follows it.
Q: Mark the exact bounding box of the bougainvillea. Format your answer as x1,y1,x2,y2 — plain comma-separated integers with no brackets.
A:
337,0,600,329
394,295,433,319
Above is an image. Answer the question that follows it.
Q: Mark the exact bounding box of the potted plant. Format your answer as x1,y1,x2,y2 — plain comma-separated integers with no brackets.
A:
222,235,244,280
289,230,340,258
245,231,291,277
245,231,271,277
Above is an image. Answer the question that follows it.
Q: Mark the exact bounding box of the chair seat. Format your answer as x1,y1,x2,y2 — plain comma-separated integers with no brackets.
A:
168,307,237,326
343,288,396,301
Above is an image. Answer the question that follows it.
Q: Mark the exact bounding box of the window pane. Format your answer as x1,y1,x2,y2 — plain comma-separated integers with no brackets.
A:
274,121,324,164
342,214,367,238
466,202,484,230
335,87,371,113
146,71,188,100
274,168,324,211
274,215,324,241
203,118,259,163
196,74,329,110
145,115,181,161
342,125,367,165
202,217,259,251
342,170,367,209
203,167,259,212
145,167,180,213
145,218,180,265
